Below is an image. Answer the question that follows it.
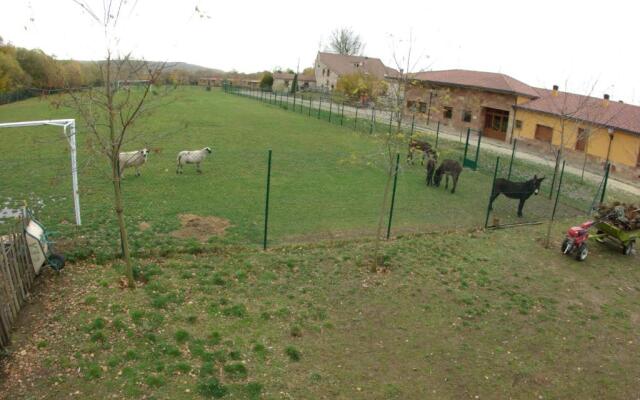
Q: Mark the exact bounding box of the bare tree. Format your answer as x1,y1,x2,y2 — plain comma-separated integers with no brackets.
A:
368,32,426,269
68,0,172,288
328,28,364,56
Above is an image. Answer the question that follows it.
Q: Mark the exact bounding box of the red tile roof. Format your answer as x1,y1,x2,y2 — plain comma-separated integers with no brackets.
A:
411,69,539,98
317,52,395,79
516,89,640,135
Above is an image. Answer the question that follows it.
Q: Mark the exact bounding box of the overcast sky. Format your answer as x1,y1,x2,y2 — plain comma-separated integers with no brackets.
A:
2,0,639,103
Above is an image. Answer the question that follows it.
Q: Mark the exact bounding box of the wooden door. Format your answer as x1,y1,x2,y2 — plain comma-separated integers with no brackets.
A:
535,125,553,143
637,144,640,167
575,128,587,151
483,108,509,141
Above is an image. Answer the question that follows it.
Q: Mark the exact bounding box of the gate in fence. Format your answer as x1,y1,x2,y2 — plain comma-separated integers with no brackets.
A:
462,128,482,170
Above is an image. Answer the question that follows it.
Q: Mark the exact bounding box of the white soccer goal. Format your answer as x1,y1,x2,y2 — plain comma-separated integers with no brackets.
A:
0,119,81,225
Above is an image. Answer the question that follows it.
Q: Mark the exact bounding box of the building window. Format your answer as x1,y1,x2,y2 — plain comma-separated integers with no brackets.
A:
406,100,416,110
443,107,453,119
462,110,472,123
515,120,523,129
326,69,330,76
419,102,427,113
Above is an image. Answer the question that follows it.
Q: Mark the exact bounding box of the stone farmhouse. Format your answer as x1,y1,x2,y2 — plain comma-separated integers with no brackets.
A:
404,69,640,171
314,51,398,91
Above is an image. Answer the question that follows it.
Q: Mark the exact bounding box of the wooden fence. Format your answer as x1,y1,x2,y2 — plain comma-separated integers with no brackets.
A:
0,217,35,350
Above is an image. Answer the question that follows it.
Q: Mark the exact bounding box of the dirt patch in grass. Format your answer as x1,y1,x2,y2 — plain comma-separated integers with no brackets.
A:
138,221,151,231
170,214,231,242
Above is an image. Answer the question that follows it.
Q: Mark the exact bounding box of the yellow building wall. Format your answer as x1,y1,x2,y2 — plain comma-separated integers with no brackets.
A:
514,109,640,168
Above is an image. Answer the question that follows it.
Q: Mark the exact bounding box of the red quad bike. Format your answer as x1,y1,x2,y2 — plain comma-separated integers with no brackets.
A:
561,221,595,261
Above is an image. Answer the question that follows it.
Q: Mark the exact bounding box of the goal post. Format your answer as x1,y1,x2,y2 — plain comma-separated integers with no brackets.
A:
0,119,81,225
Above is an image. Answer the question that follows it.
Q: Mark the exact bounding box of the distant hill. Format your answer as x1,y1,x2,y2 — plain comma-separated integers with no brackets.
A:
155,62,224,75
76,60,224,75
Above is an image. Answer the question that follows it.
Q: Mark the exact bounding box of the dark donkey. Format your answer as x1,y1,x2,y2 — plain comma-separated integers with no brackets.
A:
489,175,545,217
433,159,462,193
425,157,437,186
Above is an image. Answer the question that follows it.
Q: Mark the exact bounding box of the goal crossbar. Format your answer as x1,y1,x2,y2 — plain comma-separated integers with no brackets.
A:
0,119,81,225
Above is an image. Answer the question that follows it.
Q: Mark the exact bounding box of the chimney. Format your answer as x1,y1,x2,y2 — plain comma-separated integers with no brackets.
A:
618,100,624,104
552,85,559,96
603,94,610,107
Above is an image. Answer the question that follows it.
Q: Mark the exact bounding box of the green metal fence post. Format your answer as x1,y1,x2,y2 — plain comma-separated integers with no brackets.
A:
293,91,296,109
462,128,471,164
388,113,393,134
263,149,272,251
549,153,560,199
484,157,500,228
329,100,333,122
545,160,566,247
474,130,482,171
317,97,322,119
355,106,359,130
340,102,345,125
370,108,375,134
600,162,611,204
435,121,440,148
386,153,401,240
507,139,517,180
410,114,415,139
308,97,312,116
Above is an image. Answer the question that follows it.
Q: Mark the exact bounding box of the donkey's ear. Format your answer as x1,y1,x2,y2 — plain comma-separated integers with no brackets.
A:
539,176,545,181
533,174,537,179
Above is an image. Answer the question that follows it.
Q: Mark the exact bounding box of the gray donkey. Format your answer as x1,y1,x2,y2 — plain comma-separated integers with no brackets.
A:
425,151,439,186
433,159,462,193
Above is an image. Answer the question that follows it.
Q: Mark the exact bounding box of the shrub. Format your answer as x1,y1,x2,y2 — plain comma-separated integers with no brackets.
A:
285,346,301,362
222,304,247,318
197,378,228,398
174,329,190,344
223,363,248,380
145,375,165,388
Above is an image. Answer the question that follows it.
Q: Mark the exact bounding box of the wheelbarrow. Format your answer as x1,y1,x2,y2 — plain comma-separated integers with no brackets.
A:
1,208,65,273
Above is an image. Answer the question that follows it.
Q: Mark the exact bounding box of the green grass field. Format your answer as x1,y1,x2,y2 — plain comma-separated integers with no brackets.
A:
1,87,639,399
0,87,620,262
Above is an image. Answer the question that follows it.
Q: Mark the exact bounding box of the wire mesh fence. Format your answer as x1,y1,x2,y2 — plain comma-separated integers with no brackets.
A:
0,85,629,263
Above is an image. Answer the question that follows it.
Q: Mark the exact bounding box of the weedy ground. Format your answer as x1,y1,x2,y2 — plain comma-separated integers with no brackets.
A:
1,224,638,399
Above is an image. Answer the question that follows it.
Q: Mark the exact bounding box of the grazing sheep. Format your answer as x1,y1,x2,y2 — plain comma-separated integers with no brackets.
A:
118,148,149,177
176,147,213,174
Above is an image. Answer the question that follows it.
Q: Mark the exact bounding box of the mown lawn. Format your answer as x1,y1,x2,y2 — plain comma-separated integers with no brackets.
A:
1,87,618,263
1,224,638,399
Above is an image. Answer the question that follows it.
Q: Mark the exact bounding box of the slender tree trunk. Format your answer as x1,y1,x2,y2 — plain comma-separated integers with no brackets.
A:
373,160,394,271
111,159,134,287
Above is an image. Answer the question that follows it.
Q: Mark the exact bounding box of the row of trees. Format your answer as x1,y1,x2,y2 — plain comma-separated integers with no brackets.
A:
0,36,225,94
0,37,103,92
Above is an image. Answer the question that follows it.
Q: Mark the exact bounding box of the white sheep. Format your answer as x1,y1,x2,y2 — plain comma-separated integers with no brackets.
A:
176,147,213,174
118,148,149,177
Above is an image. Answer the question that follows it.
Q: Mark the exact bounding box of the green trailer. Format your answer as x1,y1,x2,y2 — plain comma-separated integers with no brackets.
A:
593,221,639,256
